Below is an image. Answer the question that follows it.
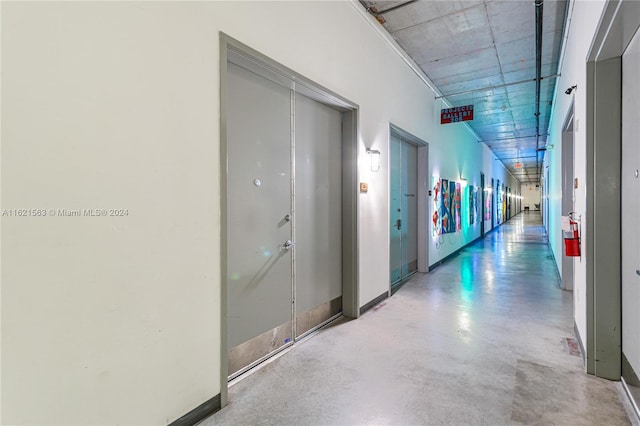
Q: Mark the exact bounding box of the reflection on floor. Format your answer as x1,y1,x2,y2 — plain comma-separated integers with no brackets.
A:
204,212,632,425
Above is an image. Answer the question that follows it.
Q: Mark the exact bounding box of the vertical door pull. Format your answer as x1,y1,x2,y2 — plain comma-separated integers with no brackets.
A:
396,219,402,230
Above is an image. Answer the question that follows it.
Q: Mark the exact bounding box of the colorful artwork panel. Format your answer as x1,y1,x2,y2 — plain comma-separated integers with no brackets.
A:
455,182,461,232
484,188,491,220
469,185,475,225
432,176,467,234
496,180,502,225
502,184,507,223
432,177,442,236
473,188,479,224
442,179,452,234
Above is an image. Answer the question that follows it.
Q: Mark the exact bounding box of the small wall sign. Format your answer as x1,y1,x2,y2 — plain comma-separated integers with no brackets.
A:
441,105,474,124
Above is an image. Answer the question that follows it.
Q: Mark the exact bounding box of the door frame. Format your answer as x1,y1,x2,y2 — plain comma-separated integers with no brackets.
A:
561,102,575,291
585,0,639,380
219,33,360,405
389,124,429,277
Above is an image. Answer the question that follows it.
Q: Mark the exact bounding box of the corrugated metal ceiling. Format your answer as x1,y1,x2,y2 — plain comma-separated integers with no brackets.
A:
360,0,568,183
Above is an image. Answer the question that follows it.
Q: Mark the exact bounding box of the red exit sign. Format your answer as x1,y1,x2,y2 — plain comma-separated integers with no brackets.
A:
441,105,474,124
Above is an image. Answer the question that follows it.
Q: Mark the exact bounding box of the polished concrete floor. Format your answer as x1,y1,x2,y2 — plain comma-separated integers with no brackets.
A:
204,212,633,425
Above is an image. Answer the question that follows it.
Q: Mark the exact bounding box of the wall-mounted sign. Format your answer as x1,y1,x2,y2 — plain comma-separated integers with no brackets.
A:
441,105,474,124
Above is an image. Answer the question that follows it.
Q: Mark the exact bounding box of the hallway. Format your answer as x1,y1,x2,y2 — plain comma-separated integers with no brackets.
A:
205,213,630,425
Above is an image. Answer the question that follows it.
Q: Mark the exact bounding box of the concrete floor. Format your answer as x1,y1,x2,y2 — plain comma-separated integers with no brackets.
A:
204,212,632,425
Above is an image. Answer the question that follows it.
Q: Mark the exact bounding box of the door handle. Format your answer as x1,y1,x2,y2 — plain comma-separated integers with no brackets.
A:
396,219,402,230
282,240,295,250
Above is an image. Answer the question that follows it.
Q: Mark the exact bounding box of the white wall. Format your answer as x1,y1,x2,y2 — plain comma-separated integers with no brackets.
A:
522,185,542,209
1,1,519,424
543,0,607,357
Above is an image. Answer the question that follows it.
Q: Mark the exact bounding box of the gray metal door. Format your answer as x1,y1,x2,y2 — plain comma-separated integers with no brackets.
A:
622,27,640,385
226,63,293,377
226,62,346,376
390,134,418,286
294,93,343,338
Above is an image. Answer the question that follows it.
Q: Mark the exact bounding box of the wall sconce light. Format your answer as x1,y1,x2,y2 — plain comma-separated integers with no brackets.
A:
367,148,381,172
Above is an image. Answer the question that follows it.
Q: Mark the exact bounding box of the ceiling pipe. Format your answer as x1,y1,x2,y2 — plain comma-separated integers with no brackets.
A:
535,0,544,182
482,134,548,143
364,0,418,15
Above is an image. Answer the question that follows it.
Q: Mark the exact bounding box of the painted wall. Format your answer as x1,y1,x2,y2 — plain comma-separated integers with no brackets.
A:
543,0,607,358
522,185,542,209
1,1,519,424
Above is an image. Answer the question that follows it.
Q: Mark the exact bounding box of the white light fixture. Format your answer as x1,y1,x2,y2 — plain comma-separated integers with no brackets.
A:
367,148,381,172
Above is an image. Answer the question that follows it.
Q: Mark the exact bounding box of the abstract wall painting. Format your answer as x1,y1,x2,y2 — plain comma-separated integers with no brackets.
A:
484,188,491,221
454,182,461,232
432,177,442,236
474,188,479,224
502,184,507,223
469,185,478,225
443,179,452,233
432,176,464,236
469,185,475,225
496,180,502,225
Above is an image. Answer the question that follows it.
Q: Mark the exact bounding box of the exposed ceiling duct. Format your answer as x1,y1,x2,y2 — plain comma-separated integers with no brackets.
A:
535,0,544,182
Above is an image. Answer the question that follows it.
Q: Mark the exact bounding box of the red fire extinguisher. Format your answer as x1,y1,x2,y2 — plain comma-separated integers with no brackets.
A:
564,212,580,257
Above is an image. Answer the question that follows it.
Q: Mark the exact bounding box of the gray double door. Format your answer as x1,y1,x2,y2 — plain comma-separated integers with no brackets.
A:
389,133,418,286
226,62,343,378
622,26,640,387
